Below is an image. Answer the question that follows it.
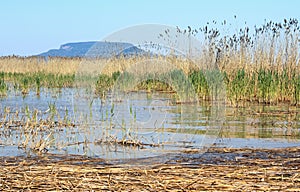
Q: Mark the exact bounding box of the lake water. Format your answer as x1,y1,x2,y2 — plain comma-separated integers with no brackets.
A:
0,88,299,162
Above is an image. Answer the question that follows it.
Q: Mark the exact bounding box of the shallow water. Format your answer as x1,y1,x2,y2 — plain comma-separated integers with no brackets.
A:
0,88,299,161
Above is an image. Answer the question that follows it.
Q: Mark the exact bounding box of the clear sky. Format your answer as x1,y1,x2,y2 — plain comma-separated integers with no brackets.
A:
1,0,299,56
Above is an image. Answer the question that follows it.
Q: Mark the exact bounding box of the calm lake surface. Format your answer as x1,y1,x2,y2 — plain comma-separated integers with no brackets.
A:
0,88,299,161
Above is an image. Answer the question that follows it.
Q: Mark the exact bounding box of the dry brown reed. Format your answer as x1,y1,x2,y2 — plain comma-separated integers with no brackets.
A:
0,147,299,191
0,55,196,76
0,56,79,74
0,18,299,105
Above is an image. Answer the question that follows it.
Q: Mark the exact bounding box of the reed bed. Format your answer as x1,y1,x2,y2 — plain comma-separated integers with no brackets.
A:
0,147,299,191
0,18,299,105
1,55,298,106
0,18,299,191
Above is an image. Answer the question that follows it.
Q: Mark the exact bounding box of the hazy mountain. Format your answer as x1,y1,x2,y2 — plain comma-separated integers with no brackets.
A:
38,41,146,58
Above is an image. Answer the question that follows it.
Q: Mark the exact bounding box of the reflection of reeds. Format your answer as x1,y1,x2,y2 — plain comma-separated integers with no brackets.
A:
0,104,76,154
1,102,154,155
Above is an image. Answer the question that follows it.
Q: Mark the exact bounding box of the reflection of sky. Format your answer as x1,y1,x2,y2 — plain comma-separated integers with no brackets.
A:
0,89,299,160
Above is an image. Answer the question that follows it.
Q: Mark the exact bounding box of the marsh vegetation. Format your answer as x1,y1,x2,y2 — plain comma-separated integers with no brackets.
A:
0,17,299,171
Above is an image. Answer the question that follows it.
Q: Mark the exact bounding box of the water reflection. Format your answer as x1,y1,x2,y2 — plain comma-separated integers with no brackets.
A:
0,88,299,160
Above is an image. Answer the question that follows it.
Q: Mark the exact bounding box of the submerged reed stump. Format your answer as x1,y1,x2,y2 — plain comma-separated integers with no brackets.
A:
0,147,299,191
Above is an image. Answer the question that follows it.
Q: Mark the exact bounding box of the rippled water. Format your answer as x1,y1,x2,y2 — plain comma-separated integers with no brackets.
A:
0,88,299,161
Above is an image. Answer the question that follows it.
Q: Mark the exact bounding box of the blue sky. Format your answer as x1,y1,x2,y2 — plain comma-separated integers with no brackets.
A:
1,0,299,56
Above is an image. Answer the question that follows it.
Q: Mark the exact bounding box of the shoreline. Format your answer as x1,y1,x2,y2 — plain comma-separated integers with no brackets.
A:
1,147,299,191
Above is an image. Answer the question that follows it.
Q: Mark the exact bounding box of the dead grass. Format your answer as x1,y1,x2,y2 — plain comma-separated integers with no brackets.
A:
0,147,299,191
0,56,196,76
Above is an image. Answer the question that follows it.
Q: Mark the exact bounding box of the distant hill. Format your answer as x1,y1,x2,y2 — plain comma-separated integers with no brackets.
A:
38,41,147,58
